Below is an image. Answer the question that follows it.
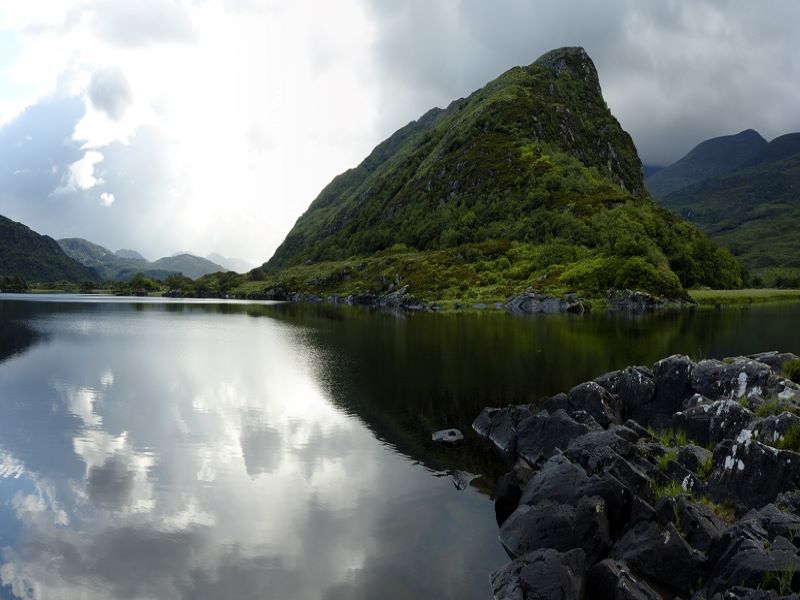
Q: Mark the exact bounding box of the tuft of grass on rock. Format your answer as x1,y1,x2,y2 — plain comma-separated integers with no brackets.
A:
652,480,690,501
697,496,735,523
658,449,678,472
767,423,800,453
648,427,689,448
785,358,800,384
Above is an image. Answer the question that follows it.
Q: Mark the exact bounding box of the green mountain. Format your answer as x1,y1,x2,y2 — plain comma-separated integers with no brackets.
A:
263,47,741,298
660,133,800,285
58,239,227,281
0,216,98,283
645,129,767,199
115,248,147,261
150,254,226,279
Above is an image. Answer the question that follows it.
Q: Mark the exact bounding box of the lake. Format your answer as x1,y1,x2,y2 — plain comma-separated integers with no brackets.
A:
0,295,799,599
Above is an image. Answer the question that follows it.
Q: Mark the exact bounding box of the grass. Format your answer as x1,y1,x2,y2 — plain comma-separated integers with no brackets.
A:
784,358,800,384
652,480,689,501
696,496,735,523
763,564,797,595
697,455,715,480
689,288,800,306
766,423,800,453
648,426,689,448
658,449,678,471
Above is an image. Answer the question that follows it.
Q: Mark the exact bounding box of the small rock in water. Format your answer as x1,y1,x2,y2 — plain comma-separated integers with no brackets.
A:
432,428,465,447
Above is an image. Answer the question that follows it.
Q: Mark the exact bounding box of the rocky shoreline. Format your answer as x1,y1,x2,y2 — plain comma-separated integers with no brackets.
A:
239,286,686,315
473,350,800,599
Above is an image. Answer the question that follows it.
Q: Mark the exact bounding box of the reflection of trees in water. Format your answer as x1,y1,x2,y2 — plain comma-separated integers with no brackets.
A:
0,320,41,364
246,303,792,492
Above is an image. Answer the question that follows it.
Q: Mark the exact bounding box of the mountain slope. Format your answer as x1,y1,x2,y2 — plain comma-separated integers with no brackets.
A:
206,253,253,274
150,254,226,279
263,47,741,297
115,248,147,261
660,135,800,283
645,129,767,199
59,239,227,280
0,216,98,283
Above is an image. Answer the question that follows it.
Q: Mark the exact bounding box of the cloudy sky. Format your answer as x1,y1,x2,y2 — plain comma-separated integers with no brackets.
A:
1,1,799,265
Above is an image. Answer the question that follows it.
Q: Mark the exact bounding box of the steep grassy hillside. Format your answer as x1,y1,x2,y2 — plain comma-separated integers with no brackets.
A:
646,129,767,199
661,138,800,285
0,216,98,283
262,47,741,298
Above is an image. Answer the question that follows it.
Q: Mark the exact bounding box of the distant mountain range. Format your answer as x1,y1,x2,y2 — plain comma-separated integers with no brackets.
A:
647,131,800,283
58,238,228,280
0,215,98,283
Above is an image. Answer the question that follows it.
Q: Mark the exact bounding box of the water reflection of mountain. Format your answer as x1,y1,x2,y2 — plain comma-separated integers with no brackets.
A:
0,319,41,364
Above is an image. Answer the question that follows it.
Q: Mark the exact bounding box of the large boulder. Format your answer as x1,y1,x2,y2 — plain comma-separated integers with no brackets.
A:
653,495,726,552
541,382,622,427
515,410,591,466
707,438,800,510
673,400,757,446
610,521,706,593
690,358,781,401
499,496,611,564
519,454,628,530
651,354,695,425
490,548,586,600
473,405,533,460
617,367,657,426
759,412,800,446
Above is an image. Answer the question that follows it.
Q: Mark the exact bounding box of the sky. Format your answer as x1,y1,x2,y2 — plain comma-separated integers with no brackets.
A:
1,1,799,265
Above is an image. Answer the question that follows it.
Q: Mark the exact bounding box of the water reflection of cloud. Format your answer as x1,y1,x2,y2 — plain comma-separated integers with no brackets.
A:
0,306,505,599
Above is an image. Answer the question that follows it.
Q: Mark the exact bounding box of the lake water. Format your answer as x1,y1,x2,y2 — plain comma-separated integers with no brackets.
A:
0,295,799,599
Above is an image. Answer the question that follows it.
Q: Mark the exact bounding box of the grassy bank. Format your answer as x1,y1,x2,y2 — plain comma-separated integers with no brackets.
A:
689,288,800,306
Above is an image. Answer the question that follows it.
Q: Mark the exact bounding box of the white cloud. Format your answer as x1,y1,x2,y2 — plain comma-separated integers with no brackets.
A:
99,191,114,206
52,150,104,196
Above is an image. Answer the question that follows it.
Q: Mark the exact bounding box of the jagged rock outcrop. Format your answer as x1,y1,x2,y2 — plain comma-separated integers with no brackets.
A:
474,352,800,599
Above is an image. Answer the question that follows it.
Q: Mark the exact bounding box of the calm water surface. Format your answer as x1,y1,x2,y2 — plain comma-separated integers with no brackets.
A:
0,295,799,599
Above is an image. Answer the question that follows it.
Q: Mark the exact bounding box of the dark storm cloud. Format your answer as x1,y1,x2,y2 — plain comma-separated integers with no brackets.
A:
363,0,800,165
88,67,133,121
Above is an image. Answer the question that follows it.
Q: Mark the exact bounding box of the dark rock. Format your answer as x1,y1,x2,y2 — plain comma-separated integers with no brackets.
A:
431,428,464,447
707,438,800,510
585,559,662,600
505,293,587,316
623,419,651,440
610,521,706,593
629,495,656,525
495,470,523,527
499,496,610,564
608,289,667,313
706,532,800,596
652,354,695,420
678,444,713,473
553,381,622,427
472,405,533,461
748,351,800,374
617,367,657,426
691,358,781,401
490,548,586,600
760,412,800,446
519,454,628,531
653,496,726,552
564,428,636,472
516,410,591,466
672,400,756,446
594,370,622,395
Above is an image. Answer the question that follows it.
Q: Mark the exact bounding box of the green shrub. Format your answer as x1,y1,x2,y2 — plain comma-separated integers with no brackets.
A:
784,359,800,384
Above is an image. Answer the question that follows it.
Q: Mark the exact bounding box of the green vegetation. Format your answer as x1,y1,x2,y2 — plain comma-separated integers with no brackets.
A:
784,359,800,384
756,400,800,418
697,456,715,481
0,215,98,284
763,564,797,595
696,496,735,523
263,47,742,299
689,288,800,306
0,275,30,292
660,133,800,287
652,480,690,500
658,448,678,471
648,427,688,448
765,423,800,453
